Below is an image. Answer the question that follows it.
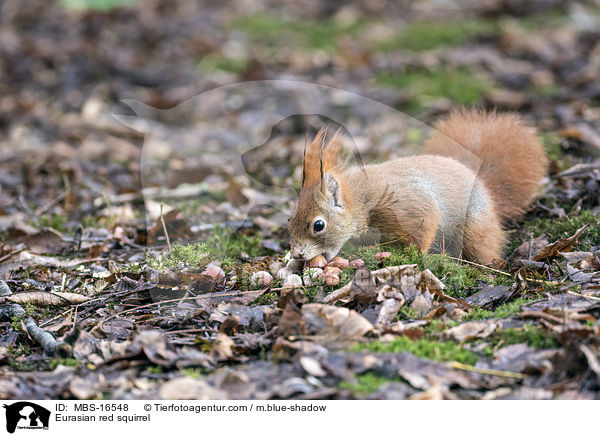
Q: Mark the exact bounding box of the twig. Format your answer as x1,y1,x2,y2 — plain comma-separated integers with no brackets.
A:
34,187,72,216
448,256,512,277
160,202,172,251
451,361,526,379
321,282,352,303
0,248,25,264
449,256,559,286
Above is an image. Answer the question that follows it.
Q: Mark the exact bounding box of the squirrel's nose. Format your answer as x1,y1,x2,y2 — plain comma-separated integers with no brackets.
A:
291,247,304,259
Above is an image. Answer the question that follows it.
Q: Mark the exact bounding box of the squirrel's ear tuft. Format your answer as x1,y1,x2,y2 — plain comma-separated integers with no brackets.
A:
322,127,343,174
324,172,344,210
302,128,326,189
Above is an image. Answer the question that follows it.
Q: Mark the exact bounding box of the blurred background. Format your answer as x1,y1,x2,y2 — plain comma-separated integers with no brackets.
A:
1,0,599,246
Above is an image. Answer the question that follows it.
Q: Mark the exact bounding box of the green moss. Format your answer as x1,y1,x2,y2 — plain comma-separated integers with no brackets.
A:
540,132,563,162
181,368,208,378
351,336,478,365
152,242,209,269
232,13,363,51
205,226,266,260
513,10,570,32
81,215,102,228
375,19,500,52
60,0,136,11
198,55,248,74
395,306,417,321
522,210,600,251
494,324,558,349
465,295,541,321
49,358,78,371
339,372,405,397
37,213,68,232
376,67,492,109
476,324,558,359
533,83,560,98
152,226,269,270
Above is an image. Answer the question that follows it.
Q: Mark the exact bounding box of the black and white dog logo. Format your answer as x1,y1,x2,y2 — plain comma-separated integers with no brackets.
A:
3,402,50,433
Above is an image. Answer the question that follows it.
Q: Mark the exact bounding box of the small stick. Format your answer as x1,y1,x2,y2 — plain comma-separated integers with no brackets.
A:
451,361,526,379
321,282,352,303
160,202,172,251
0,248,24,264
448,256,511,277
34,187,72,216
449,256,558,286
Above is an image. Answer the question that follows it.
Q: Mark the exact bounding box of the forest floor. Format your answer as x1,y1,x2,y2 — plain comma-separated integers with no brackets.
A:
1,0,600,399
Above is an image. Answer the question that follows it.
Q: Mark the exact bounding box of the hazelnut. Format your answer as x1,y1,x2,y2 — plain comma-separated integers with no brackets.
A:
201,265,225,281
374,252,392,261
350,259,365,269
327,256,349,269
251,271,273,288
308,255,327,268
283,274,303,289
268,261,284,276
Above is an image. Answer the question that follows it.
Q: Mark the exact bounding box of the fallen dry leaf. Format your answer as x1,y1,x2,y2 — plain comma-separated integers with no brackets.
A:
2,291,91,306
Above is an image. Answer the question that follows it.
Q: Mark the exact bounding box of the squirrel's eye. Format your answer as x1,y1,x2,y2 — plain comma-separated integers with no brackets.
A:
313,219,326,233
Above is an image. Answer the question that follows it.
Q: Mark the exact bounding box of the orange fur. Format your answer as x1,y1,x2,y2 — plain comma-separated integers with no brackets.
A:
302,127,343,190
289,110,548,264
423,109,548,223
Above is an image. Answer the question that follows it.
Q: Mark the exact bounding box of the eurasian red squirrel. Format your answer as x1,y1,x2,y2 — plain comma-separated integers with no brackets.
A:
288,110,548,264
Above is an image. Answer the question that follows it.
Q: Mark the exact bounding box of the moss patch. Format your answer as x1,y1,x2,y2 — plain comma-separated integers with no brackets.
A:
376,66,492,110
60,0,136,11
465,296,542,321
493,324,558,349
351,336,478,365
375,19,500,52
477,324,558,359
198,55,248,74
339,372,405,397
232,13,363,51
152,242,210,270
522,210,600,251
540,131,564,163
37,213,68,232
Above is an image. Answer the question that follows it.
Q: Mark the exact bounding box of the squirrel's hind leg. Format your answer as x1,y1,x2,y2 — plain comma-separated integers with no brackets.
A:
461,210,505,264
410,208,441,255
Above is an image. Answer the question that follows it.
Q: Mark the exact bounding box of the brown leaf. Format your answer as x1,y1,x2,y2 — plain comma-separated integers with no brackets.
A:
210,333,235,361
147,209,193,244
443,320,499,342
225,178,249,207
13,229,66,255
159,377,226,400
532,224,589,261
301,303,373,342
375,285,405,326
3,291,91,306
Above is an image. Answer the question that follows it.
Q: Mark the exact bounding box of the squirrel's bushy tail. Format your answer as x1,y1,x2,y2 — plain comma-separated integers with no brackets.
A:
423,109,547,222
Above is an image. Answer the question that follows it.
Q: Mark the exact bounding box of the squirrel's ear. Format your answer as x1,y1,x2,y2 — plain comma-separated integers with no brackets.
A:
302,128,327,189
324,173,344,211
322,127,343,174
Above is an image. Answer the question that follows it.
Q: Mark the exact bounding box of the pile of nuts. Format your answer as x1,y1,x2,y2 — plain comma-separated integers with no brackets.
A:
249,253,380,289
